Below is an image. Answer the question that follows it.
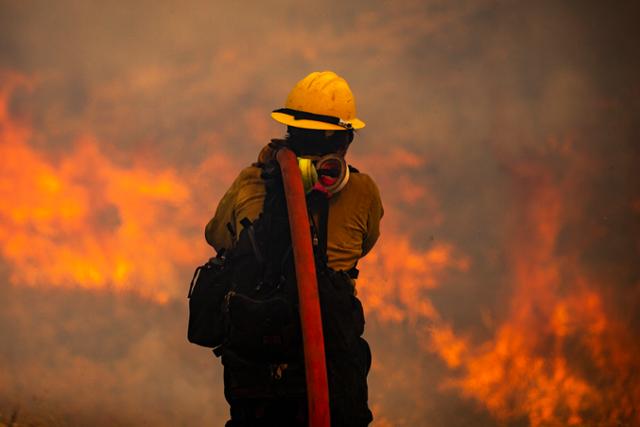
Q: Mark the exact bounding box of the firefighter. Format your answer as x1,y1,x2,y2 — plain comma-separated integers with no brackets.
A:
206,71,383,426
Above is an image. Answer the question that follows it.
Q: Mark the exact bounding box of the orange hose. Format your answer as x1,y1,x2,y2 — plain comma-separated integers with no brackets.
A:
276,148,330,427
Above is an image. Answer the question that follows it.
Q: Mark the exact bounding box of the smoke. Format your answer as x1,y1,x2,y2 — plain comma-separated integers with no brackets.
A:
1,0,639,425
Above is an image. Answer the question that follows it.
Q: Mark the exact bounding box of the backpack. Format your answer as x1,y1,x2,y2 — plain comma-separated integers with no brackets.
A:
186,160,301,355
186,252,229,349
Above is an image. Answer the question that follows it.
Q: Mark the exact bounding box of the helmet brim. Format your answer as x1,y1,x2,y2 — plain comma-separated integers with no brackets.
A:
271,111,365,131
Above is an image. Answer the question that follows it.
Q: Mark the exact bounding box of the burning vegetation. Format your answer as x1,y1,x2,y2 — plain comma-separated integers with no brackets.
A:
1,1,639,426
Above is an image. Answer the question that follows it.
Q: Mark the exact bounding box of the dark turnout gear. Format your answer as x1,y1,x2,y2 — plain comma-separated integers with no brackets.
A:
219,160,373,426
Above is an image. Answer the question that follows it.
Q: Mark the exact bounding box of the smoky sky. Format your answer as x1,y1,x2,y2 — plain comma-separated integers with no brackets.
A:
1,0,639,425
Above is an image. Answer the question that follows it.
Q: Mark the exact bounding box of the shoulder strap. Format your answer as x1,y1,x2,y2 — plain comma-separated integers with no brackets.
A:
259,158,293,282
316,194,329,263
239,217,264,267
307,191,329,266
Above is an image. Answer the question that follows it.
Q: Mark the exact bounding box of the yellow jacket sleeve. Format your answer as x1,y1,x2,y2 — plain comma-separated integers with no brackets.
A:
362,177,384,257
205,167,266,252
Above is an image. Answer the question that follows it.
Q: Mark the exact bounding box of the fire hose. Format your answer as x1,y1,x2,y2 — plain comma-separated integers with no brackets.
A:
276,147,331,427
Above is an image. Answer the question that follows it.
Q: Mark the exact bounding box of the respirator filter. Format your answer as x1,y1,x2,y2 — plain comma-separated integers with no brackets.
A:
297,155,350,196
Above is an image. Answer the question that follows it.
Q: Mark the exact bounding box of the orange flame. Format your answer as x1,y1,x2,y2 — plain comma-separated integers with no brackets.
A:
0,75,222,303
425,146,640,426
355,137,639,425
359,235,469,324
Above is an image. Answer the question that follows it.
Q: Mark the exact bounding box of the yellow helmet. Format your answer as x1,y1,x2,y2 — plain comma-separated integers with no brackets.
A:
271,71,366,131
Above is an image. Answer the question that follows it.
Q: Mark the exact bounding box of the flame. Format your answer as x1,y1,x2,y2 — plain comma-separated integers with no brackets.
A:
359,235,469,324
0,75,221,303
424,146,640,425
355,137,639,425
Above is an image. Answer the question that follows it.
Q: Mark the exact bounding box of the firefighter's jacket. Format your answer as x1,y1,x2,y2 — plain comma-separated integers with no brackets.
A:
205,162,383,272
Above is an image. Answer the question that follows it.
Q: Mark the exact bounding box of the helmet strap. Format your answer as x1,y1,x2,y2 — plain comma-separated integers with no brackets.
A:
273,108,354,130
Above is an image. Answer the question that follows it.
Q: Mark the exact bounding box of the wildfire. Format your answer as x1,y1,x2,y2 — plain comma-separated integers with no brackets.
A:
359,235,469,324
0,75,215,303
1,71,638,426
359,138,640,425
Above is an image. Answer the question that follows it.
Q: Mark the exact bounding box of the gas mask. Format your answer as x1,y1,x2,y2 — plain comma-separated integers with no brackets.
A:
297,154,350,197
